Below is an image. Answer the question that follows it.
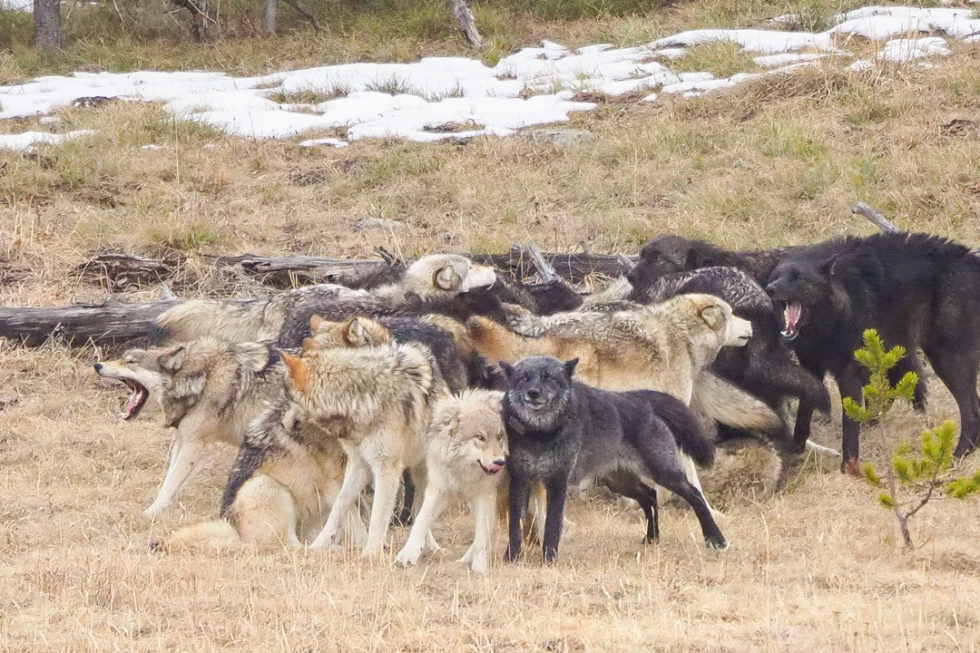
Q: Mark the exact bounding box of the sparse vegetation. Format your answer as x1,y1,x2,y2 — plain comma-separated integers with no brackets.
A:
845,330,980,548
3,1,980,650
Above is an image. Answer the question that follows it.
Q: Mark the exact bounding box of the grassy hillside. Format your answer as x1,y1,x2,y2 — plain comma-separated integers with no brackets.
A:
2,1,980,650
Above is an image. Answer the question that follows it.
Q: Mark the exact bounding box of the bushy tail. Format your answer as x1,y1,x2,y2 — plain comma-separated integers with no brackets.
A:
152,299,269,344
649,391,715,467
692,371,787,436
152,519,241,553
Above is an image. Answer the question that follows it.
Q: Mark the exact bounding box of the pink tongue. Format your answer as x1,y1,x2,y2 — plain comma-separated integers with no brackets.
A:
784,302,802,331
484,463,502,473
125,389,143,416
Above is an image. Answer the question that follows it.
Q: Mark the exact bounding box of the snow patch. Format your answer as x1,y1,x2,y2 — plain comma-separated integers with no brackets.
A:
879,37,951,62
0,129,96,152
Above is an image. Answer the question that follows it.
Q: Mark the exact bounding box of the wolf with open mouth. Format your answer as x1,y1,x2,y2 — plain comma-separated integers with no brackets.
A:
766,231,980,469
95,338,284,516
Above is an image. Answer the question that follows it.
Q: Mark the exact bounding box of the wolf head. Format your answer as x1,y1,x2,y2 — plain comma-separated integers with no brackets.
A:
303,315,393,352
628,235,720,289
430,390,508,475
659,293,752,353
94,347,168,420
403,254,496,300
94,338,274,427
765,249,880,341
500,356,577,433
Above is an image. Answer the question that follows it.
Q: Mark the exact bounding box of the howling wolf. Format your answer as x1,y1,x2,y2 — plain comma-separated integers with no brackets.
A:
94,339,283,516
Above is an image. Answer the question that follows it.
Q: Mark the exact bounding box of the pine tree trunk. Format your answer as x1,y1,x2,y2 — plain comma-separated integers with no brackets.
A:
33,0,62,50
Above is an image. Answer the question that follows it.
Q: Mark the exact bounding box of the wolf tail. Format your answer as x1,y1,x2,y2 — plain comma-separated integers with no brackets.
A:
692,371,787,437
650,391,715,468
151,299,268,344
152,519,242,553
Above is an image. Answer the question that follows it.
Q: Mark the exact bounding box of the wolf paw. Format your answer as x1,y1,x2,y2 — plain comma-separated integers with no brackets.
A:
394,545,422,567
705,535,728,550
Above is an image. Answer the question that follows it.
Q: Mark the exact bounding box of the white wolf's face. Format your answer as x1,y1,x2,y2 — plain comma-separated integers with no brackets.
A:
687,295,752,349
404,254,497,297
432,391,508,476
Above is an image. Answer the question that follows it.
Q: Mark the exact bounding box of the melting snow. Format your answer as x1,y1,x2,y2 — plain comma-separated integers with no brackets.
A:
0,5,975,147
0,129,96,152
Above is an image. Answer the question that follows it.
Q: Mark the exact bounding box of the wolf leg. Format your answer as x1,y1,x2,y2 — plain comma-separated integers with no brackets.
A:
310,455,371,549
463,490,497,572
923,344,980,458
836,365,866,472
677,452,720,517
504,474,532,562
363,464,403,557
601,471,659,543
632,428,726,548
395,483,449,566
145,436,207,517
659,471,727,549
542,478,568,564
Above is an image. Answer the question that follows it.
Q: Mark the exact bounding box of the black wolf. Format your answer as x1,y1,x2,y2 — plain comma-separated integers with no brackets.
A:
501,355,726,563
632,266,830,449
630,234,799,288
766,231,980,468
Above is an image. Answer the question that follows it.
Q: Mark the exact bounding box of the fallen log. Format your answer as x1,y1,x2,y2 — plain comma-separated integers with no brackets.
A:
2,249,635,348
0,299,183,347
73,249,635,290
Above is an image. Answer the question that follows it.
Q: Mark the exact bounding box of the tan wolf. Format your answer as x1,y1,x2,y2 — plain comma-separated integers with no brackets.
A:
153,254,497,345
153,399,361,551
281,343,448,556
94,338,283,516
394,390,546,572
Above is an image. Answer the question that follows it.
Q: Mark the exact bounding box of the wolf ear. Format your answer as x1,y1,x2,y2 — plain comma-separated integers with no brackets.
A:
230,342,272,373
564,358,579,379
498,361,514,379
695,300,726,330
343,317,373,347
301,337,317,353
281,352,309,391
157,345,186,373
309,314,326,333
432,402,461,437
434,265,463,291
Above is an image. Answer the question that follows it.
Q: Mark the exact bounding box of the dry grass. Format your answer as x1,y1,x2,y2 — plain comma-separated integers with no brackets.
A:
3,2,980,650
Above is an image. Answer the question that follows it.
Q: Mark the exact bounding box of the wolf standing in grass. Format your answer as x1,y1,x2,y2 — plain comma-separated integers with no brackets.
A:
501,356,726,564
766,232,980,469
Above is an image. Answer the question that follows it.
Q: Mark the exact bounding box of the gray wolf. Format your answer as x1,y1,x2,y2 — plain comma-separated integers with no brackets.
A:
94,338,282,516
307,314,468,394
153,253,499,347
469,293,782,436
152,399,358,551
281,342,447,556
766,231,980,469
615,266,831,450
501,356,727,563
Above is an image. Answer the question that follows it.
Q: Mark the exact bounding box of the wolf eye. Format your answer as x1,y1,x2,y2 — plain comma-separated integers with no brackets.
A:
475,434,486,442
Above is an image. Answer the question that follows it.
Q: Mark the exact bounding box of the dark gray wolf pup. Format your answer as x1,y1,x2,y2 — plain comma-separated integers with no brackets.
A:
501,356,726,563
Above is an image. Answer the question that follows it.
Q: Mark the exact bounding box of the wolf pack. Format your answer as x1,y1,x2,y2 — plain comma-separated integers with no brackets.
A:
93,230,980,568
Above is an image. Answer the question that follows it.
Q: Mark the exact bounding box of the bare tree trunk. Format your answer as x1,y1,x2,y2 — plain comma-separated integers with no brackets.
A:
264,0,277,35
33,0,62,50
170,0,213,41
447,0,482,49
